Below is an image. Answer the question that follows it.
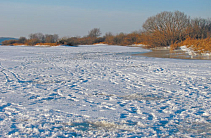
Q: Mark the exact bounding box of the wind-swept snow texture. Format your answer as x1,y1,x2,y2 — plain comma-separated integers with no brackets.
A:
0,45,211,137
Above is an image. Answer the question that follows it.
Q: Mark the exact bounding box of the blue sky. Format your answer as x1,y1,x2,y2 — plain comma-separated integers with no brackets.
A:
0,0,210,38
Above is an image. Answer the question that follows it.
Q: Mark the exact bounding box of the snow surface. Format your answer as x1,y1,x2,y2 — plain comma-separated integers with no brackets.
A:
181,45,211,56
0,45,211,137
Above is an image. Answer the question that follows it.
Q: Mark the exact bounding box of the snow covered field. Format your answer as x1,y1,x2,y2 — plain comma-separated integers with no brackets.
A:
0,45,211,137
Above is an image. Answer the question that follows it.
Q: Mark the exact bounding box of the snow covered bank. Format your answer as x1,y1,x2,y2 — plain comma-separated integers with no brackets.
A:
131,44,147,47
0,45,211,137
181,45,211,56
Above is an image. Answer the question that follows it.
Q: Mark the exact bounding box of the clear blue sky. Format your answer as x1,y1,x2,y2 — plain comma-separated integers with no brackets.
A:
0,0,210,38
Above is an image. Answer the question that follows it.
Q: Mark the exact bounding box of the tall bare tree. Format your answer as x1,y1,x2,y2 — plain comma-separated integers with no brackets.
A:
142,11,190,47
87,28,102,38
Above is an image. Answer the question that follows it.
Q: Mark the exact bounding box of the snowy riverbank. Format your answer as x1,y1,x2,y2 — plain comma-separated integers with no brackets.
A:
0,45,211,137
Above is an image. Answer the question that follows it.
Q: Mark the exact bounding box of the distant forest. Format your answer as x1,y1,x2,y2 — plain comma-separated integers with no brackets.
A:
2,11,211,53
0,37,17,44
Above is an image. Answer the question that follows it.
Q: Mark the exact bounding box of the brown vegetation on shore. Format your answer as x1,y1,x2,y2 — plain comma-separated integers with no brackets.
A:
35,43,58,46
1,11,210,54
2,34,59,46
179,37,211,53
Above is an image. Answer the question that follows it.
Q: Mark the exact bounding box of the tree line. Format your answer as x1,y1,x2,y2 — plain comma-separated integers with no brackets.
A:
2,11,211,52
2,33,59,46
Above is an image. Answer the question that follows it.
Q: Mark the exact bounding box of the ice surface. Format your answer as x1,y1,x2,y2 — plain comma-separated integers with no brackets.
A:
0,45,211,137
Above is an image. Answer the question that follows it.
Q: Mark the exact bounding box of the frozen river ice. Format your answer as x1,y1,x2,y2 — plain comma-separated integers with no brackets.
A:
0,45,211,137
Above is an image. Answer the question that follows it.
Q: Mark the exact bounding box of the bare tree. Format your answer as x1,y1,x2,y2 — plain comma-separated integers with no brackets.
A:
142,11,190,47
18,37,27,44
104,32,113,37
53,34,59,42
29,33,45,43
45,34,59,43
188,18,211,39
45,35,53,43
87,28,102,38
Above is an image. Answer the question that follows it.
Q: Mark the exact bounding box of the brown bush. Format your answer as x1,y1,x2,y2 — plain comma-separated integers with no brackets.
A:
26,39,40,46
2,39,18,45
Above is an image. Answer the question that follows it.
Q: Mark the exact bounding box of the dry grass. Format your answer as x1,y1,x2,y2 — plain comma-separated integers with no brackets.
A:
179,37,211,54
35,43,59,46
11,43,26,46
170,41,180,52
93,42,106,45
